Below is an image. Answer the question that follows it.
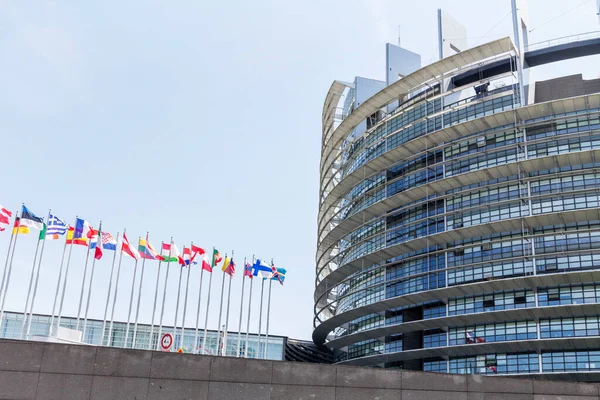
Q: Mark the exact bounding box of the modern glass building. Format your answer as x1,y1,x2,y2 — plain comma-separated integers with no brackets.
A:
0,311,285,360
315,4,600,380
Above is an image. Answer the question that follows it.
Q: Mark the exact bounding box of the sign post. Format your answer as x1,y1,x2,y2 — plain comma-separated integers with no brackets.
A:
160,333,173,352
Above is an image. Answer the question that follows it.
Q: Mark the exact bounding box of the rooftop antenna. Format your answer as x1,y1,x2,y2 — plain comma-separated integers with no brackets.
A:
398,25,401,47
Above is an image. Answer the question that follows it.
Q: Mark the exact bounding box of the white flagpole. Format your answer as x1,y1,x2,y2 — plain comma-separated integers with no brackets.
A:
244,255,255,358
19,209,48,339
180,244,192,351
75,238,93,331
82,222,102,340
257,277,265,359
132,233,149,349
123,250,139,348
201,247,216,354
236,257,247,357
26,213,54,339
215,253,227,355
56,217,78,334
172,248,184,351
193,248,205,354
148,240,165,350
107,237,125,346
264,267,273,360
157,239,174,349
222,250,234,356
0,212,17,305
0,212,21,333
100,231,120,346
49,231,69,337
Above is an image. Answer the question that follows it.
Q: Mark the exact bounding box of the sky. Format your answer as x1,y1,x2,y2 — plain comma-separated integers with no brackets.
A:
0,0,598,342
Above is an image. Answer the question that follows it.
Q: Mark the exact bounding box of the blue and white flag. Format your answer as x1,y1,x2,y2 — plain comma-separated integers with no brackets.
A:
47,214,68,237
252,259,272,278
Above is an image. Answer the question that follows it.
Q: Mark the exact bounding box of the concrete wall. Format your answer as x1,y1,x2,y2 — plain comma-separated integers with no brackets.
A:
1,339,600,400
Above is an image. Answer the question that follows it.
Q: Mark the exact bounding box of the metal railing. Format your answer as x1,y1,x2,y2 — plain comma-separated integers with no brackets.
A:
525,30,600,52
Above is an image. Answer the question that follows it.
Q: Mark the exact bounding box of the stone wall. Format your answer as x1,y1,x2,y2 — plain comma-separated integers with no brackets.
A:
0,339,599,399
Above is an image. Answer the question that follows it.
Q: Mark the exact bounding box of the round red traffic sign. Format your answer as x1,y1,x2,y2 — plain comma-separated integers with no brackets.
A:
160,333,173,351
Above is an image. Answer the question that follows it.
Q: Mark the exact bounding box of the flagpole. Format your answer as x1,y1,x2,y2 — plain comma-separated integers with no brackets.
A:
56,217,78,334
193,249,205,354
132,233,149,349
244,255,255,358
75,239,93,331
222,250,234,356
0,213,21,333
0,212,17,305
123,255,139,348
264,266,273,360
236,257,246,357
157,239,174,350
49,231,69,337
101,231,120,346
107,237,125,346
148,240,165,350
26,211,54,339
20,209,48,339
82,222,102,340
180,244,192,351
171,247,184,351
215,253,227,355
257,277,265,359
201,247,216,354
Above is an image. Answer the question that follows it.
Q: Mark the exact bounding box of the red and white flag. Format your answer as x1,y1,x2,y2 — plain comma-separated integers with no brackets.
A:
0,206,12,232
121,233,139,259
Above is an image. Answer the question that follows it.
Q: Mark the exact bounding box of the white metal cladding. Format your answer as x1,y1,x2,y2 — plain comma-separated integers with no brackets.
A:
315,148,600,305
313,270,600,346
318,38,516,224
317,94,600,246
327,303,600,349
317,95,600,250
337,337,600,367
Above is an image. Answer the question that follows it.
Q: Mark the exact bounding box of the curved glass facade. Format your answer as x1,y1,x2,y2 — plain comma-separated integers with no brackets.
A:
316,34,600,379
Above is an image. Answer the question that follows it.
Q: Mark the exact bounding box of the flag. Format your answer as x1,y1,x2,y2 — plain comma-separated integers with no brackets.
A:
212,248,223,267
179,247,196,266
46,214,67,239
101,232,117,251
252,259,272,278
39,223,47,240
20,205,44,230
66,227,75,244
243,261,253,278
270,267,286,285
0,206,12,232
161,242,180,262
90,231,117,251
121,233,139,259
221,256,230,273
94,229,103,260
73,218,92,245
201,253,212,272
139,238,161,260
465,332,476,344
12,217,29,235
222,257,235,276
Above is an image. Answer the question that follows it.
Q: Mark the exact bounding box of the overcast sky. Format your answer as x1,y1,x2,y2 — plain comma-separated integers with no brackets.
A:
0,0,598,341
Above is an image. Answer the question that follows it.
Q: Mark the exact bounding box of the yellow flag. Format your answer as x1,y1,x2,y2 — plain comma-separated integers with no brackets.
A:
221,256,230,272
